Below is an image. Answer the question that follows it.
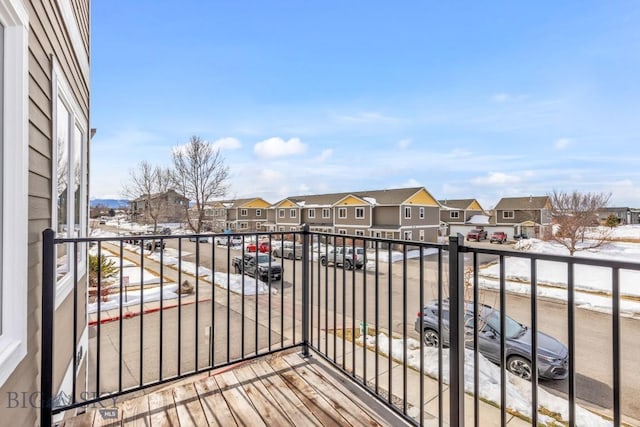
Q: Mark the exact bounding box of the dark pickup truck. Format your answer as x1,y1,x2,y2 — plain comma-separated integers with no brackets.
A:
232,253,283,283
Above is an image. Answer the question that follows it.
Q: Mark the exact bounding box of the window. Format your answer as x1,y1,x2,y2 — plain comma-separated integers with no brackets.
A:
338,229,347,235
404,207,411,219
308,209,315,219
239,222,248,229
256,222,262,229
450,211,460,219
290,209,297,218
386,232,394,239
404,231,412,240
419,230,425,241
290,226,297,231
255,209,262,217
322,208,330,219
419,207,425,219
240,208,248,217
279,226,285,232
503,211,515,219
355,230,365,236
279,209,285,218
355,207,365,219
0,0,28,387
53,60,89,307
338,208,347,219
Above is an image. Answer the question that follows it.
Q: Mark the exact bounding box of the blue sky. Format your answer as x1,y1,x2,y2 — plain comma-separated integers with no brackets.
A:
90,1,640,209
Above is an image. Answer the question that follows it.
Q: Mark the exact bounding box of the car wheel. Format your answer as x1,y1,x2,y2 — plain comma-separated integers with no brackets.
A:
507,356,532,381
344,260,352,270
320,257,327,266
423,329,439,347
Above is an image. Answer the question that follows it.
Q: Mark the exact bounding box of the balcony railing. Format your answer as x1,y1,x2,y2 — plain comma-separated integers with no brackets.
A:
40,227,640,426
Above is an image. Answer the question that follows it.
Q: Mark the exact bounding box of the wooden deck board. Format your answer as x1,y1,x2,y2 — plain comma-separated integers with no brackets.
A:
61,351,407,427
193,376,239,427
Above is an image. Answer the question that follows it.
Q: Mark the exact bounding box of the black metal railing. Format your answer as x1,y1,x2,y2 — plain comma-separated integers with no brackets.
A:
40,227,640,426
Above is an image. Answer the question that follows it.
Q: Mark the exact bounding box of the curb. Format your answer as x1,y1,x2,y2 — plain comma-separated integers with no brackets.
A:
89,297,212,326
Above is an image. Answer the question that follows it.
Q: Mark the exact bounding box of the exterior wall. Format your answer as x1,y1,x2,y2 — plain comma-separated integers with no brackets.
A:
372,206,399,226
333,205,371,227
275,206,301,226
496,209,542,225
301,207,333,227
0,1,91,426
401,205,438,227
440,209,465,223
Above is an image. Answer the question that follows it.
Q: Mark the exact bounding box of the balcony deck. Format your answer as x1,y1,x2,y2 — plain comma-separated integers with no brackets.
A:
57,350,409,427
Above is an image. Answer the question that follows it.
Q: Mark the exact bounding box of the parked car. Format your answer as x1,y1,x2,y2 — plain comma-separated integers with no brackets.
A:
188,235,209,243
513,232,529,240
272,241,303,259
232,253,283,282
247,241,270,253
489,232,508,244
214,235,243,246
319,246,365,270
466,229,488,241
144,240,165,251
415,299,568,380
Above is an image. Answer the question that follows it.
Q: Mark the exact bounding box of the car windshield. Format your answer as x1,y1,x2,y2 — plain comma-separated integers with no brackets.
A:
481,310,525,339
256,254,271,263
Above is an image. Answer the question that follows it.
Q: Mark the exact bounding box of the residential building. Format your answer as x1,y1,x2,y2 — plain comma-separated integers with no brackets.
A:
0,0,91,426
203,197,271,232
596,207,640,225
493,195,553,238
129,189,189,224
438,198,487,237
266,187,441,242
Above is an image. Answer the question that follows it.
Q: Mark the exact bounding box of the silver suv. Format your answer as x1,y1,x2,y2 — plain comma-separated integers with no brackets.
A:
272,241,303,259
319,246,365,270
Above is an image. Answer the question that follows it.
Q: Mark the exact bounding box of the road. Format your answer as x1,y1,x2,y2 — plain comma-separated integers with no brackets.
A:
90,230,640,421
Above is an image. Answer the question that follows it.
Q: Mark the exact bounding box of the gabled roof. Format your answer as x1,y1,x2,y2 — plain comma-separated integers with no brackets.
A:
438,199,483,211
208,197,271,209
281,187,438,208
494,196,550,211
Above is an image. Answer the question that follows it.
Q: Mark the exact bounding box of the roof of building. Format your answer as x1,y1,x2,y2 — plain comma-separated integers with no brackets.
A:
438,199,477,210
494,196,550,211
278,187,432,207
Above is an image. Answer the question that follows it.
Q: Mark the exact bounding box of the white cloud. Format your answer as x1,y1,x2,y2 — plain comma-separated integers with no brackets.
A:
403,178,421,187
471,172,522,186
254,137,307,159
555,138,573,150
397,139,412,149
259,168,284,183
316,149,333,162
212,137,242,151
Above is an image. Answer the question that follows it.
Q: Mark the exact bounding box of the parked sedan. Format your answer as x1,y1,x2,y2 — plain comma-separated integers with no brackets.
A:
272,242,304,259
246,241,270,253
188,235,209,243
415,299,568,380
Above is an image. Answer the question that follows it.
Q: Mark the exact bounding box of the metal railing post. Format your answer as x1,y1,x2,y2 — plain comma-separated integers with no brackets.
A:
301,224,311,357
448,233,465,427
41,229,55,427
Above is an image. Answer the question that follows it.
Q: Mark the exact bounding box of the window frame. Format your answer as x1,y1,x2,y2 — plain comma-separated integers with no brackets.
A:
450,211,460,219
52,60,89,309
278,208,285,218
403,230,412,240
503,210,515,219
338,207,347,219
240,208,248,217
404,206,411,219
322,208,330,219
308,208,315,219
419,207,425,219
355,207,365,219
0,0,29,387
290,208,297,218
255,209,261,217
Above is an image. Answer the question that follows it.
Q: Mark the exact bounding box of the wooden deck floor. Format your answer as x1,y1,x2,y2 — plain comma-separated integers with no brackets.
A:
58,350,409,427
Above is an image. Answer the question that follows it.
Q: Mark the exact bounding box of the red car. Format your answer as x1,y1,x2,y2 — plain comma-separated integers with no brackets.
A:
246,241,270,253
466,229,487,241
489,231,508,244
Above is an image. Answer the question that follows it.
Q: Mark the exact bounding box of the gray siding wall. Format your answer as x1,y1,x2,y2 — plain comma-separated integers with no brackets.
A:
497,209,543,224
0,1,90,426
333,206,370,227
401,205,439,227
275,207,301,225
440,209,464,223
372,206,399,226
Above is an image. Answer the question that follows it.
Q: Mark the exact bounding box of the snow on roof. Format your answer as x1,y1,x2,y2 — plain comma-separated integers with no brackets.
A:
362,197,377,205
467,214,490,225
222,203,233,208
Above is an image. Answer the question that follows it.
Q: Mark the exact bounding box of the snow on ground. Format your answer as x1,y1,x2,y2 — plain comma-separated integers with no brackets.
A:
585,225,640,241
208,271,271,295
357,333,611,427
480,238,640,315
88,284,179,314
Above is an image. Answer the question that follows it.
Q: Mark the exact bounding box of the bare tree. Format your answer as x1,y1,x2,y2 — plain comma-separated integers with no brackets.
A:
548,190,611,255
170,136,229,233
122,161,171,234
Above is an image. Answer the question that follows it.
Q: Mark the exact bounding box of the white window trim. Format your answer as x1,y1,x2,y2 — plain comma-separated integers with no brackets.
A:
404,207,411,219
355,207,365,219
0,0,29,387
52,60,88,309
338,229,347,235
338,208,347,219
404,231,412,240
290,208,296,218
308,209,315,218
419,207,425,219
322,208,330,219
255,209,261,217
503,210,515,219
450,211,460,219
240,208,248,217
279,209,285,218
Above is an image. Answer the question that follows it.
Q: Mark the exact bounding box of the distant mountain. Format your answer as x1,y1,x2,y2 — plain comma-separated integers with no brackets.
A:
90,198,129,208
